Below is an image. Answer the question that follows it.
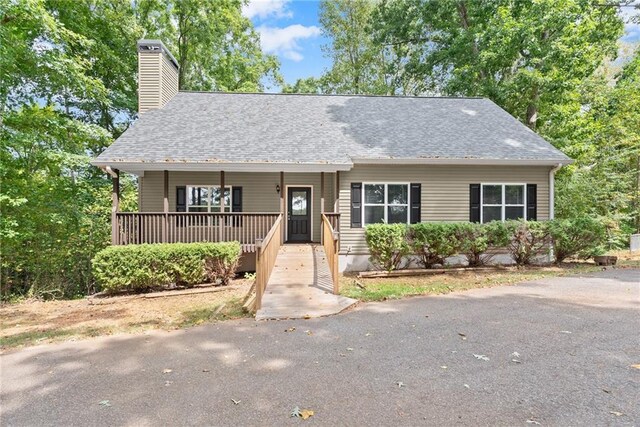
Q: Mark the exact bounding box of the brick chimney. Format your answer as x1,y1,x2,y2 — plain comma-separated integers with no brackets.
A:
137,40,179,114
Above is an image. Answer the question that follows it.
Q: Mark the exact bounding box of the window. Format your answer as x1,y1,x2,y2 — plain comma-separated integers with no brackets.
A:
363,183,409,225
481,184,525,223
187,186,231,213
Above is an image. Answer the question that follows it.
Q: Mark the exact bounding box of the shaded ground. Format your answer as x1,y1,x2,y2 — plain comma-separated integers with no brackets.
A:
0,280,252,350
1,269,638,426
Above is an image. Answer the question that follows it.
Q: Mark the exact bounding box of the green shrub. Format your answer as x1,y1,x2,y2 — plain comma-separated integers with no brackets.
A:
409,222,461,268
92,242,241,293
504,220,550,265
548,216,607,263
456,222,510,266
365,224,410,272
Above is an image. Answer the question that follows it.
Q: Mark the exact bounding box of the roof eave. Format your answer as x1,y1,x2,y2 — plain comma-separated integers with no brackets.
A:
90,160,354,174
350,158,573,166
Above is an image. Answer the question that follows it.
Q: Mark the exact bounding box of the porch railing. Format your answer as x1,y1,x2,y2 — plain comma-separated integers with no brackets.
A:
114,212,280,252
323,212,340,232
255,214,283,310
321,213,340,294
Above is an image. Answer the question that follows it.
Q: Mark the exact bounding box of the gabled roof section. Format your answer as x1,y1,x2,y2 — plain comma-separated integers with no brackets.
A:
93,92,571,172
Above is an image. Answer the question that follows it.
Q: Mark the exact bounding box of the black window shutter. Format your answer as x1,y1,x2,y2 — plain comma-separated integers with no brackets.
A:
351,182,362,228
410,183,421,224
526,184,537,221
176,186,186,212
469,184,481,223
232,187,242,212
231,187,242,226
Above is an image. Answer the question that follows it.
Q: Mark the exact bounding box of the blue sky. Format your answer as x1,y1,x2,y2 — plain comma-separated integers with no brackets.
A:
243,0,640,87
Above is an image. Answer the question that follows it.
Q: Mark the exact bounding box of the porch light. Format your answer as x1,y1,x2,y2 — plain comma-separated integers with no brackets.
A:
276,184,281,194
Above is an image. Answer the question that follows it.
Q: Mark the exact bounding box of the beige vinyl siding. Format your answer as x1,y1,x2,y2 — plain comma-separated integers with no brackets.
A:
161,53,178,105
139,171,335,242
338,164,551,254
138,51,178,113
138,52,161,113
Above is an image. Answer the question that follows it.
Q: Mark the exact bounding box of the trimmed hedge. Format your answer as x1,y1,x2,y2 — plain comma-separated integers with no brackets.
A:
92,242,241,293
504,220,550,265
365,223,410,272
409,222,460,268
456,221,511,267
548,216,606,263
364,218,606,270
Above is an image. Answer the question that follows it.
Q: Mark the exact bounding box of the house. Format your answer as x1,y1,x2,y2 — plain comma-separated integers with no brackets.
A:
93,40,572,275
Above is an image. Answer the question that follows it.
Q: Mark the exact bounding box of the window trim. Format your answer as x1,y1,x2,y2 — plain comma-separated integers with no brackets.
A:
480,183,527,223
362,182,411,226
186,185,233,213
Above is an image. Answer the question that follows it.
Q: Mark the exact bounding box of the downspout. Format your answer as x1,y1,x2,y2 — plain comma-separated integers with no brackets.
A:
549,163,562,220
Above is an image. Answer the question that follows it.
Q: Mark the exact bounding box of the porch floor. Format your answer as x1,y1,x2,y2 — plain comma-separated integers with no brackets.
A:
255,244,357,320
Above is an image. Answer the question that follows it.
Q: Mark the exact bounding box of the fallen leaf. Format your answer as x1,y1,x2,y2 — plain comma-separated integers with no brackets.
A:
511,352,520,358
98,400,111,407
162,369,172,374
202,369,210,373
458,333,467,340
301,409,314,420
511,359,522,364
526,420,540,425
473,354,490,361
291,406,302,418
464,384,470,389
365,333,371,337
631,364,640,370
396,381,405,388
602,389,611,394
285,327,296,333
346,347,354,351
231,399,241,405
304,330,313,335
165,381,173,386
441,366,447,369
303,315,311,319
610,411,623,417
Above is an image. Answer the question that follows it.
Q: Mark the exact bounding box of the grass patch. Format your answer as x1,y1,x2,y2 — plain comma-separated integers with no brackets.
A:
178,298,248,328
340,264,602,302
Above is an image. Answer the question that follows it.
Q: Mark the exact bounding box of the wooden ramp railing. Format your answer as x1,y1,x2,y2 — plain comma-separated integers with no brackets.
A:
255,214,283,310
322,213,340,294
114,212,280,252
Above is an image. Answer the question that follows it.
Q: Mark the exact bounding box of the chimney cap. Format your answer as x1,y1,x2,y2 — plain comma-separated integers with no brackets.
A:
137,39,179,70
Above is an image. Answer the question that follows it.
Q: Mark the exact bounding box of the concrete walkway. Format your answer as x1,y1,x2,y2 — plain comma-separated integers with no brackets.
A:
255,244,357,320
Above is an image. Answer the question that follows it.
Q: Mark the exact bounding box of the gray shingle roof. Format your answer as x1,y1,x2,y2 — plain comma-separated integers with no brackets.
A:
94,92,570,168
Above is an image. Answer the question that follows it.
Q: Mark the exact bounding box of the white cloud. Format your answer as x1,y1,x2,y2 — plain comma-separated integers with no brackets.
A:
242,0,293,20
257,24,321,61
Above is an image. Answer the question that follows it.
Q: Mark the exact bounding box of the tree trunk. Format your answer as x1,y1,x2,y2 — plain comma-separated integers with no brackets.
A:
526,86,539,130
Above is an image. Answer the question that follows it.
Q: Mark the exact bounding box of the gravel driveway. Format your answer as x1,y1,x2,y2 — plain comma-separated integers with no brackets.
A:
2,269,639,426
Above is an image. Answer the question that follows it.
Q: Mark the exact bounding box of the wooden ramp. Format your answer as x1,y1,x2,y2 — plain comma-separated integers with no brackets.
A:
255,244,357,320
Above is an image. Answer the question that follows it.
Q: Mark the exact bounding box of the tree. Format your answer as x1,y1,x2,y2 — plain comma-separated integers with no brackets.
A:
373,0,623,129
317,0,429,95
136,0,282,91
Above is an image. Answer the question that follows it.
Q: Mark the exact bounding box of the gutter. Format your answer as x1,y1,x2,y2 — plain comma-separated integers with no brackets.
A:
549,163,563,219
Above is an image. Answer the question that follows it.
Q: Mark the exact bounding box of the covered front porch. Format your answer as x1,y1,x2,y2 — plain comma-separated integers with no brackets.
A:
107,168,344,315
109,169,341,251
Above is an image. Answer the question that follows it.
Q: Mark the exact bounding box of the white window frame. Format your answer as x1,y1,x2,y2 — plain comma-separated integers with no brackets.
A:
362,182,411,226
480,183,527,223
186,185,233,213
